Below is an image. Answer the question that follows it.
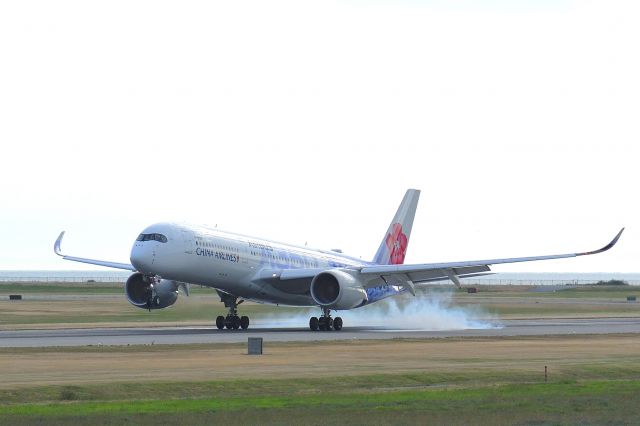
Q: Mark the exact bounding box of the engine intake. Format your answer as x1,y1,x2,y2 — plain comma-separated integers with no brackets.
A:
125,272,178,310
310,270,367,310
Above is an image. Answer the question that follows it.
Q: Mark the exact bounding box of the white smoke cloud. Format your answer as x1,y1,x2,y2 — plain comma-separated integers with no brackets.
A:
255,290,502,330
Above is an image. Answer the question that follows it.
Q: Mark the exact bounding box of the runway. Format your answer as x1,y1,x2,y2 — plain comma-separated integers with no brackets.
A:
1,317,640,347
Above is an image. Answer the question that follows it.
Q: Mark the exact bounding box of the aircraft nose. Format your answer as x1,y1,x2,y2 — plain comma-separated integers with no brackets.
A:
130,244,153,273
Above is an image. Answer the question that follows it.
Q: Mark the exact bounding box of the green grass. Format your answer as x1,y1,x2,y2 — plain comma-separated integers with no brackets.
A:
544,286,640,299
0,370,537,405
1,338,640,424
0,348,640,424
1,379,639,425
1,367,638,405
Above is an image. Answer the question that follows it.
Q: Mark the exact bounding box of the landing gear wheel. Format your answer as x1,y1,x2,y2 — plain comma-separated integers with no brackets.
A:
217,291,250,331
318,316,326,331
333,316,343,331
224,316,239,330
240,316,250,330
318,316,333,331
311,308,338,331
309,317,319,331
216,315,225,330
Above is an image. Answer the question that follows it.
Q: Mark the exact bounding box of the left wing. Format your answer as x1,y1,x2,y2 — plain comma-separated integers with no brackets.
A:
273,228,624,289
360,227,624,277
54,231,136,271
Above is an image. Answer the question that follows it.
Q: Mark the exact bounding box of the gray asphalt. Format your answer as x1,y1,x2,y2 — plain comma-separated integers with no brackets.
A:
2,317,640,347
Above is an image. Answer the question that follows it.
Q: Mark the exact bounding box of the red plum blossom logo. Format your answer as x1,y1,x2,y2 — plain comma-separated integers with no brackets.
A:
385,223,408,265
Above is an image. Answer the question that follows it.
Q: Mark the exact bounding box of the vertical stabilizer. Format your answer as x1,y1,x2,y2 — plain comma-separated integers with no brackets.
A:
372,189,420,265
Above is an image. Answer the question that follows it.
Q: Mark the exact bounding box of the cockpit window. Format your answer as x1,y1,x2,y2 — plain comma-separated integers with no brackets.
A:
136,233,168,243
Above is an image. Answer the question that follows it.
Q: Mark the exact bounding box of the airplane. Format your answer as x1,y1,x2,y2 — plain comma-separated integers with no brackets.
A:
54,189,624,331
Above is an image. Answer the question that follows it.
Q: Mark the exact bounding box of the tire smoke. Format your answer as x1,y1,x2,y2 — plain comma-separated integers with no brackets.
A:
256,290,502,330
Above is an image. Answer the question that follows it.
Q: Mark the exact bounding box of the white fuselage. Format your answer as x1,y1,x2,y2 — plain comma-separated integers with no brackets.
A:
130,222,372,306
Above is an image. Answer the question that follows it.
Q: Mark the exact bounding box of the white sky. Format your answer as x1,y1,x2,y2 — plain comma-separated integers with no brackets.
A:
0,1,638,272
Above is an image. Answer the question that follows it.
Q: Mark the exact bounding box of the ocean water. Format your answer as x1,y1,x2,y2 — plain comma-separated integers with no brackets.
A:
0,270,131,282
0,270,639,285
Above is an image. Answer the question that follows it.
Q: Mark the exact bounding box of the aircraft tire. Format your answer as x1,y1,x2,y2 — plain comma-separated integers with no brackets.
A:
333,317,343,331
318,316,326,331
327,317,334,331
240,316,250,330
216,315,225,330
224,317,234,330
309,317,319,331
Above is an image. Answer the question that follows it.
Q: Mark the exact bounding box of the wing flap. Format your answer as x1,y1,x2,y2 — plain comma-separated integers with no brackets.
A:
405,265,491,283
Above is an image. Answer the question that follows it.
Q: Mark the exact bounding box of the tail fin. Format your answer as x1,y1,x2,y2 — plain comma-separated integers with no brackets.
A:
372,189,420,265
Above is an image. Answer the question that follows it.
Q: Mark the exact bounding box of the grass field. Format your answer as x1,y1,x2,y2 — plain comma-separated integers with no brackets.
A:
1,335,640,424
1,380,639,425
1,283,640,424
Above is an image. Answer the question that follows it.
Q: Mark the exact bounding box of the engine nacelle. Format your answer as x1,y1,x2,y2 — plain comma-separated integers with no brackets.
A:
125,272,178,310
310,270,368,310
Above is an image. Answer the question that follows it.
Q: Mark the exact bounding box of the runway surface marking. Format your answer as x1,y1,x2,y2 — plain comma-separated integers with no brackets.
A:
1,317,640,347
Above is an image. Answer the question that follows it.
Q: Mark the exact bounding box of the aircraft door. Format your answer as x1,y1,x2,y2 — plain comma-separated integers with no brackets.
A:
182,230,195,254
241,242,248,265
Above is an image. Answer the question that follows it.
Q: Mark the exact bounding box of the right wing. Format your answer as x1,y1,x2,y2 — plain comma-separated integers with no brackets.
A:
54,231,136,271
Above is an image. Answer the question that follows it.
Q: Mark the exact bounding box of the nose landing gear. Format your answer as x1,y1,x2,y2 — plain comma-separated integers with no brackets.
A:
215,291,250,330
309,308,343,331
144,276,159,312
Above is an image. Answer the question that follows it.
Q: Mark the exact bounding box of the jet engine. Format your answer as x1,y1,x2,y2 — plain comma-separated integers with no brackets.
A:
310,269,368,310
125,272,178,310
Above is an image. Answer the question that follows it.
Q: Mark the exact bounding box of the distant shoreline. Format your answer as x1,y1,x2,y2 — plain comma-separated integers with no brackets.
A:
1,270,639,285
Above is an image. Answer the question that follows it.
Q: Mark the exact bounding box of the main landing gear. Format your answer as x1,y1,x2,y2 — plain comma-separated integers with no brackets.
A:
309,308,343,331
215,292,250,330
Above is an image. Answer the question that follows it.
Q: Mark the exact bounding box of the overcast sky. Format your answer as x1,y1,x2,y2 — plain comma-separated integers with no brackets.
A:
0,1,638,272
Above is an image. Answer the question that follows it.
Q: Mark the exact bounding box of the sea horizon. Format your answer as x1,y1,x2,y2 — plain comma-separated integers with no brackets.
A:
1,270,639,285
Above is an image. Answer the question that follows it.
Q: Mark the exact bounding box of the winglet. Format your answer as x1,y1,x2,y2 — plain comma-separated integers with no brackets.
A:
54,231,65,256
578,227,625,256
